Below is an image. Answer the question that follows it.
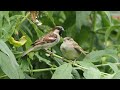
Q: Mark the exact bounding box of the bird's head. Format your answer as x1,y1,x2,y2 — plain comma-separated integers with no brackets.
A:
54,26,64,35
63,37,73,42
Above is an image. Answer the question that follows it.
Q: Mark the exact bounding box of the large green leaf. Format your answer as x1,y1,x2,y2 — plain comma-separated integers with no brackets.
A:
52,63,72,79
76,11,91,30
77,61,96,69
20,60,30,71
28,19,44,38
0,11,10,27
35,52,52,66
0,51,25,79
0,40,25,79
105,25,120,45
83,49,119,62
71,68,81,79
112,70,120,79
98,11,112,27
108,62,119,73
46,11,55,26
83,67,101,79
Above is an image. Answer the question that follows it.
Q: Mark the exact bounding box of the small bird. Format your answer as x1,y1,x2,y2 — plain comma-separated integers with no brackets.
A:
60,37,88,60
22,26,64,57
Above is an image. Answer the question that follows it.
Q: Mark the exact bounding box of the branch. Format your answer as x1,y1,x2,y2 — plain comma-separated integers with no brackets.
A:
0,75,8,79
24,68,56,73
23,51,112,76
96,63,120,67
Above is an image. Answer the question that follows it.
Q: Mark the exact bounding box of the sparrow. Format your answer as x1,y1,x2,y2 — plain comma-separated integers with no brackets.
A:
22,26,64,57
60,37,88,60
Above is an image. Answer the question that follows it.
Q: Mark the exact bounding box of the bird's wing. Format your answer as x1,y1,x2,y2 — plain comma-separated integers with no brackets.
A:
73,42,88,55
32,31,57,46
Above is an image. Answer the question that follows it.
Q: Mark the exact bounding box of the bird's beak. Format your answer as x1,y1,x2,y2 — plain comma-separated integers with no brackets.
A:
60,28,64,36
60,31,63,36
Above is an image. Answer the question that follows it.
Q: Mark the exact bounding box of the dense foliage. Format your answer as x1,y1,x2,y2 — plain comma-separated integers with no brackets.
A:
0,11,120,79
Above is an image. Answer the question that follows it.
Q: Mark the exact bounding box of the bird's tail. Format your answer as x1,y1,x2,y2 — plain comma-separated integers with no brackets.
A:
22,47,34,57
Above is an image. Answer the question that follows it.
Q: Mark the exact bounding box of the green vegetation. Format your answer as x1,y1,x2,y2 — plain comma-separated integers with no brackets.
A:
0,11,120,79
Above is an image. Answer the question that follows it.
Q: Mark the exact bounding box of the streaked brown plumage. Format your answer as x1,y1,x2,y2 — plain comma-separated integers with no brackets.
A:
22,26,64,57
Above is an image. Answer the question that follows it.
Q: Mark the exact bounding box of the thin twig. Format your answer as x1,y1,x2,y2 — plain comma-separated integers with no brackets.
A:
96,63,120,67
24,68,56,73
0,75,8,79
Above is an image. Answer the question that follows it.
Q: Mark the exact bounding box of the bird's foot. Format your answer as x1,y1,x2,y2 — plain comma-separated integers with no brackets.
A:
45,49,54,57
72,59,77,66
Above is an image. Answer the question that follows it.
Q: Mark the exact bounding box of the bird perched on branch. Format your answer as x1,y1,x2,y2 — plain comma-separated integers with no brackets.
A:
22,26,64,57
60,37,88,60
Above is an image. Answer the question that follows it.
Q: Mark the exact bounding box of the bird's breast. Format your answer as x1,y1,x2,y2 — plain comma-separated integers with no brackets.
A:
60,42,81,60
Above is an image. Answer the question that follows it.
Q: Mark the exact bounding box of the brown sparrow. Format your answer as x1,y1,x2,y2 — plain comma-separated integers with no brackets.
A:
60,37,88,60
22,26,64,56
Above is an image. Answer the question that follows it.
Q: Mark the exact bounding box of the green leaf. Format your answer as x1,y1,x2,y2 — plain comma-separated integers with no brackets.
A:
0,24,15,42
76,11,91,30
0,51,25,79
0,12,4,27
52,56,64,66
98,11,112,27
101,74,114,79
52,63,72,79
28,19,44,38
112,70,120,79
105,26,120,45
3,11,10,25
0,11,10,27
24,73,35,79
0,40,25,79
83,49,119,62
20,60,30,71
77,61,96,69
22,24,33,38
46,11,55,26
104,11,112,25
35,52,52,66
65,24,76,38
83,67,101,79
71,69,81,79
108,63,119,73
63,11,76,28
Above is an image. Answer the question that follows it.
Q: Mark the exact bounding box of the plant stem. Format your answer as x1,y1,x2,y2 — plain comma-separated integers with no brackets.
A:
92,11,97,32
45,50,71,63
96,63,120,67
0,75,8,79
73,63,88,71
24,68,56,73
52,53,71,63
51,53,88,71
15,12,30,29
50,53,113,76
24,51,114,77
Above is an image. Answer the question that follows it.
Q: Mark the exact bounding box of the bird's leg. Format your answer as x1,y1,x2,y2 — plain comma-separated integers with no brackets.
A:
44,48,54,57
50,48,54,58
51,48,53,52
72,59,77,66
